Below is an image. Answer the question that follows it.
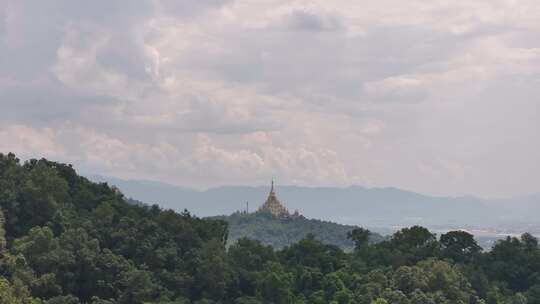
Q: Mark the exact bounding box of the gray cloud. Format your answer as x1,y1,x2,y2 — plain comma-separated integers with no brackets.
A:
156,0,233,17
281,10,343,32
1,0,539,198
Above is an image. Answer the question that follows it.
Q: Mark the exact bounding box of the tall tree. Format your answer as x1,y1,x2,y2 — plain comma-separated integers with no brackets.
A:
347,227,371,251
440,230,482,263
0,208,6,254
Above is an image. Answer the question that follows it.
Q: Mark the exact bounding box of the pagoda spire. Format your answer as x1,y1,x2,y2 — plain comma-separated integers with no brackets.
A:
258,178,289,216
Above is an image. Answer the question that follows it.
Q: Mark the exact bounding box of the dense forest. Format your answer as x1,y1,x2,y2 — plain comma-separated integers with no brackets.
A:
1,153,540,303
212,212,384,250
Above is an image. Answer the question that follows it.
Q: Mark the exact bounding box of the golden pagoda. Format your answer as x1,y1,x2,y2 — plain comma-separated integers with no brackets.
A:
258,179,289,217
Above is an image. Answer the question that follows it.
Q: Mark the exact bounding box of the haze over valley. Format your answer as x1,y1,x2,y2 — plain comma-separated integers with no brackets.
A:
90,175,540,245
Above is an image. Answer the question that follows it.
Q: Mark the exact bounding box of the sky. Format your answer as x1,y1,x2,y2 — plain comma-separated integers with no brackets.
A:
0,0,539,198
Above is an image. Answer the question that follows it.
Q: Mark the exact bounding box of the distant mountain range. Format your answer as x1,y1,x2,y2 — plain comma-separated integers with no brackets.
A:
88,175,539,229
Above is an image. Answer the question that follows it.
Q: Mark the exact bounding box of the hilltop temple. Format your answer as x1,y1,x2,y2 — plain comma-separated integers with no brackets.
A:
258,180,301,218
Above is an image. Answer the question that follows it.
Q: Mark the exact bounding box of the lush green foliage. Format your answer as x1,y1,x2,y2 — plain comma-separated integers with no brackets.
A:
1,153,540,303
213,212,383,250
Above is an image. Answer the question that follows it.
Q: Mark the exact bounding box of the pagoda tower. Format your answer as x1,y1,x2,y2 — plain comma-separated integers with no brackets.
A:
258,179,289,217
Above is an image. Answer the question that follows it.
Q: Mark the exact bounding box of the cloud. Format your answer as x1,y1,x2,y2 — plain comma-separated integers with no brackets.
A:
0,125,64,158
1,0,539,197
156,0,234,18
281,9,343,32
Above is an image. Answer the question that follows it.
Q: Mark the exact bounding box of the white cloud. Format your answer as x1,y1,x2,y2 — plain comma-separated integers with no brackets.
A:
0,125,64,158
1,0,539,197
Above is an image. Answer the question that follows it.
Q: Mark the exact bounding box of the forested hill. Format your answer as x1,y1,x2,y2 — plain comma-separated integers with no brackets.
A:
3,153,540,303
213,211,384,250
0,153,228,303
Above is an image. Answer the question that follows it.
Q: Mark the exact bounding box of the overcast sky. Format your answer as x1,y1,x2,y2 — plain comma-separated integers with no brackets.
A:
1,0,539,198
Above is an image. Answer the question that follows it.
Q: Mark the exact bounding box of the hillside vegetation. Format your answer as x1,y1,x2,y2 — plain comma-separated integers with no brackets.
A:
213,211,384,250
2,153,540,303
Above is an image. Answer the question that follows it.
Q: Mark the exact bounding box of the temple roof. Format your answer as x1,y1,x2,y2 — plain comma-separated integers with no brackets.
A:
258,179,289,216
